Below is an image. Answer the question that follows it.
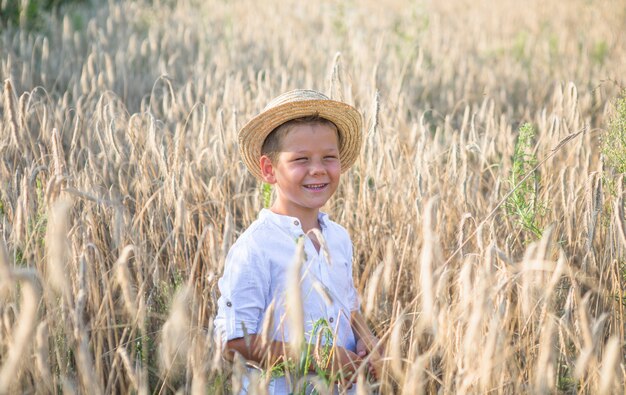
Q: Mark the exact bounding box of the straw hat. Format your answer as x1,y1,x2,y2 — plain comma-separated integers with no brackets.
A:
238,89,363,180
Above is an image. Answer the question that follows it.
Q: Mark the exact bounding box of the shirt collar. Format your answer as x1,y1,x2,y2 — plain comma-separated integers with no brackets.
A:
259,209,329,236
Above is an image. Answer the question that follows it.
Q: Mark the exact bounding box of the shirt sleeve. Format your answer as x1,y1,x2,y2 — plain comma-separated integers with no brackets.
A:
214,239,270,345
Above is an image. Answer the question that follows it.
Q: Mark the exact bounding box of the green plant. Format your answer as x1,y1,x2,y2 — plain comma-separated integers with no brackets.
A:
548,34,559,61
591,40,609,65
505,123,545,239
0,0,87,31
152,269,184,315
14,247,24,266
262,183,272,208
512,31,530,67
0,0,38,29
619,261,626,307
602,91,626,173
301,319,334,385
265,318,336,394
557,363,579,392
24,176,48,255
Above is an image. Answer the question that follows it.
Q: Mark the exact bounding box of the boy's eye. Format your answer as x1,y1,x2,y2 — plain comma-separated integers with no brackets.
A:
324,156,338,160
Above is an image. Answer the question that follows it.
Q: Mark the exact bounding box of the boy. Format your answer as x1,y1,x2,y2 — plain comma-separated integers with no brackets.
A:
215,90,382,393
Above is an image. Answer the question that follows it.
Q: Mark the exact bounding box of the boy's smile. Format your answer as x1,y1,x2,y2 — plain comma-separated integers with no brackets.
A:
303,183,328,191
260,123,341,225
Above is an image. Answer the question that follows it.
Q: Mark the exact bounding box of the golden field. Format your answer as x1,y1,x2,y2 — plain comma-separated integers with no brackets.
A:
1,0,625,393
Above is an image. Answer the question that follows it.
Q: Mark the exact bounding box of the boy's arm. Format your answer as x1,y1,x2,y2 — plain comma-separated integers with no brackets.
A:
224,335,288,366
225,335,362,386
351,310,384,380
351,311,379,351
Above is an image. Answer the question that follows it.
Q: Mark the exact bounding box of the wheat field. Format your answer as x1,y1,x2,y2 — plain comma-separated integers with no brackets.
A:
1,0,625,393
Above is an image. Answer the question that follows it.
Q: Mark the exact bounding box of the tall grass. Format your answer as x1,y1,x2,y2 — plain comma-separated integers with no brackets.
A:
0,0,625,393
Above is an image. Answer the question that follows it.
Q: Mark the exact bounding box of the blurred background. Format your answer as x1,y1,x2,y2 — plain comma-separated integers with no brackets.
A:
0,0,625,393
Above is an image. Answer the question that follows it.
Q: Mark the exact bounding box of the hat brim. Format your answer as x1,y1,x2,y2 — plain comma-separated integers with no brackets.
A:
238,99,363,180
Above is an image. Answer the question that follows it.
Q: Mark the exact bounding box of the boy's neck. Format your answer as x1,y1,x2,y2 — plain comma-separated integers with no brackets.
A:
269,206,321,233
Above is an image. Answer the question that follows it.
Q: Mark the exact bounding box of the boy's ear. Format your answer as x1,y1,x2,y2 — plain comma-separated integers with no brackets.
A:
260,155,277,184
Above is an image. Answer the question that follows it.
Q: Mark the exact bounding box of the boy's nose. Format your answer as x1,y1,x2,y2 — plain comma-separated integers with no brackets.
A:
309,160,327,175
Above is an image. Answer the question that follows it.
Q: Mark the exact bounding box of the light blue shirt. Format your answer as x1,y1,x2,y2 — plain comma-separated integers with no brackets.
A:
215,209,360,393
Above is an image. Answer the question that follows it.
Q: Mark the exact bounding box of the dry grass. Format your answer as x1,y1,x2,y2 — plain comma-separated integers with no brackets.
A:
1,0,625,393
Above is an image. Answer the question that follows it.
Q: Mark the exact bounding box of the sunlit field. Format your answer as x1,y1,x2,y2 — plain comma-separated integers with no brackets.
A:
1,0,625,393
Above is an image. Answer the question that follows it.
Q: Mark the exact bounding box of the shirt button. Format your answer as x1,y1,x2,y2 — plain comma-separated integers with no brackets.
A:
329,317,334,323
226,301,232,307
294,220,299,226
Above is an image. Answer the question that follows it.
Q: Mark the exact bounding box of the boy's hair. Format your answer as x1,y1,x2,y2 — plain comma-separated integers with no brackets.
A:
261,115,339,163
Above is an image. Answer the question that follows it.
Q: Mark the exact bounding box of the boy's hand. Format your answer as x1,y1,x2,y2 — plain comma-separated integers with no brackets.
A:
356,336,384,381
330,346,362,388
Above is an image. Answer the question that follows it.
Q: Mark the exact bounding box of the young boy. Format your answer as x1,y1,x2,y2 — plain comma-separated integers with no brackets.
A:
215,90,382,393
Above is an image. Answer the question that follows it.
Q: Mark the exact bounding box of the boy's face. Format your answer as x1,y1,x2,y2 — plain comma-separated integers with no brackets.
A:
260,123,341,218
